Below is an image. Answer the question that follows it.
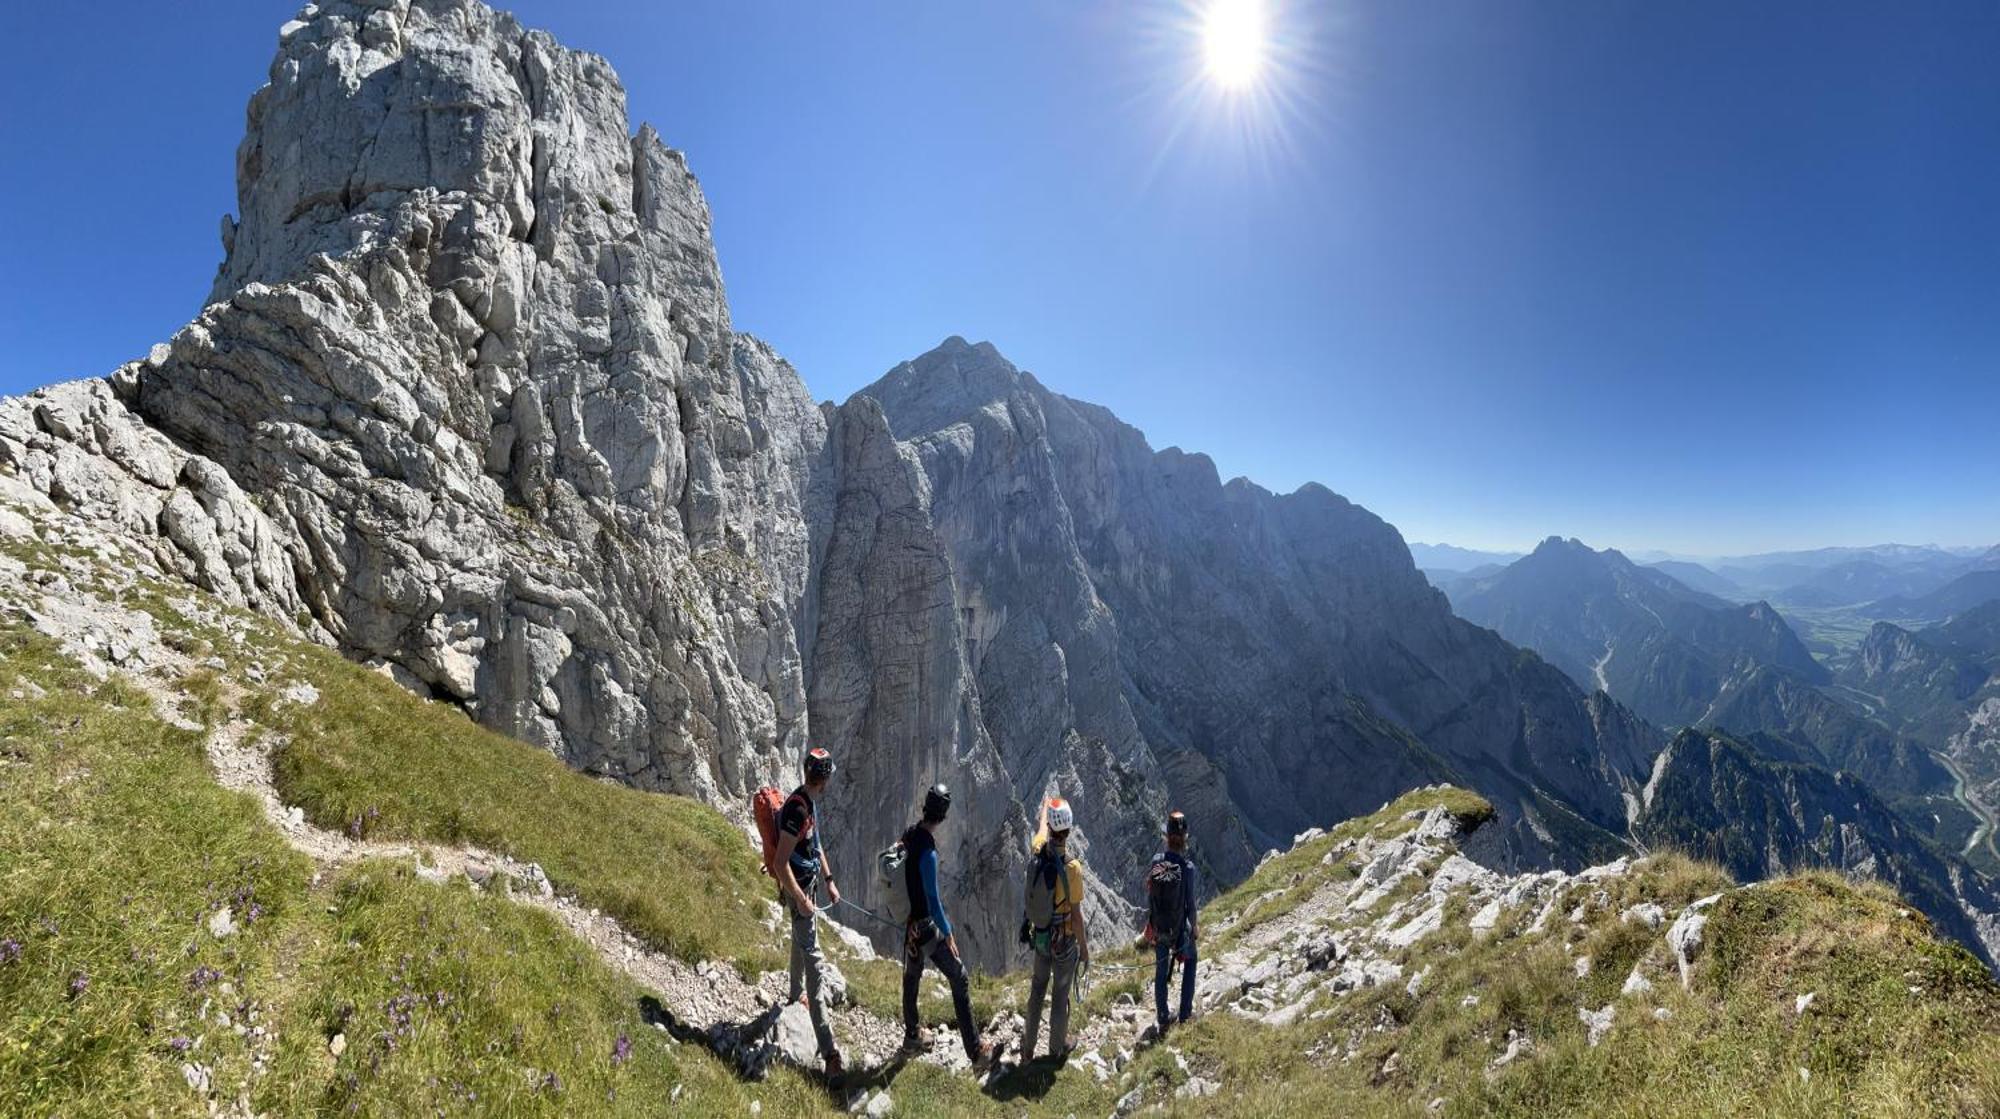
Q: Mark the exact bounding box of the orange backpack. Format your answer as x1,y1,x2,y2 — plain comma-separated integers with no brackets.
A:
752,786,788,877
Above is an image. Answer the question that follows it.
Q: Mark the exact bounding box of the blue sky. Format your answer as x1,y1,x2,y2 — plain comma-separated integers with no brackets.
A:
2,1,1996,554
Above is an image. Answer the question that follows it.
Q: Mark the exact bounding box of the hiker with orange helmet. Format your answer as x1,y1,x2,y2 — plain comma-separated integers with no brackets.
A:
1021,794,1089,1061
771,747,844,1080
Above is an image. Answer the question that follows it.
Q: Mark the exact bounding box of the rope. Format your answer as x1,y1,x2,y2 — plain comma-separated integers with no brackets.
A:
830,896,906,933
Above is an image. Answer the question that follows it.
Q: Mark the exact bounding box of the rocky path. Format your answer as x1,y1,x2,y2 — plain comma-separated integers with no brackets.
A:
183,672,994,1093
2,494,1162,1110
0,511,954,1101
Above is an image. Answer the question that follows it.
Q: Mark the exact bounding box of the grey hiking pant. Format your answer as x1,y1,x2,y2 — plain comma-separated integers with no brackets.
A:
1023,938,1078,1059
785,895,836,1059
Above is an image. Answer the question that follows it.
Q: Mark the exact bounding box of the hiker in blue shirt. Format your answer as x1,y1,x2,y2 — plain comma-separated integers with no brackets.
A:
1144,810,1199,1037
897,784,999,1068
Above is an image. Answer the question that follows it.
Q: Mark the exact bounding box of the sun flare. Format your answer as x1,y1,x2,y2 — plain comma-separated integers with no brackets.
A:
1202,0,1268,89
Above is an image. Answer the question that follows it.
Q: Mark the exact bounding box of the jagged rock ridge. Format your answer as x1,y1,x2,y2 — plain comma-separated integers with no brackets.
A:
825,341,1663,906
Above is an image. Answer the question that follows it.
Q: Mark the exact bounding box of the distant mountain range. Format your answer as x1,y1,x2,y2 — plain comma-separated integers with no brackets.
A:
1449,538,1827,728
1406,542,1524,572
1447,536,1976,857
1869,570,2000,624
1425,540,2000,614
1643,560,1747,601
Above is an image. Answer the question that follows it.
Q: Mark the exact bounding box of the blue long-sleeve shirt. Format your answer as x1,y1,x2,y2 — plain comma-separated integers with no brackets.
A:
918,847,949,938
902,824,951,938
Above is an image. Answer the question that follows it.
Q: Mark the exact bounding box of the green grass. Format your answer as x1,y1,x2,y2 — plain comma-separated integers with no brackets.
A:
233,636,784,974
0,621,834,1117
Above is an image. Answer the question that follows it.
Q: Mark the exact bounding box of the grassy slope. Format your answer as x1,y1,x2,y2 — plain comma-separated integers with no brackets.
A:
1156,795,2000,1118
10,519,2000,1115
0,622,837,1117
242,633,782,974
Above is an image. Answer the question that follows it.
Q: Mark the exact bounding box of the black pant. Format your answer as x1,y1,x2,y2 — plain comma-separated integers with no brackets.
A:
903,925,980,1057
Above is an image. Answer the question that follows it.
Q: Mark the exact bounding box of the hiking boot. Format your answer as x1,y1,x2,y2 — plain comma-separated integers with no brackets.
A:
899,1027,934,1055
970,1040,1002,1070
824,1050,845,1082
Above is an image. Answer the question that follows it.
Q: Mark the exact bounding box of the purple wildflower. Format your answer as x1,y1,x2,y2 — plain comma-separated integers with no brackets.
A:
611,1034,631,1066
68,970,90,998
0,939,20,964
169,1036,192,1053
188,965,223,990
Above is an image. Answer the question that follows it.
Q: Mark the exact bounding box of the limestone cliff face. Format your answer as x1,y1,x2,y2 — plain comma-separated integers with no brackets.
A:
125,1,822,802
827,339,1663,903
2,0,1673,973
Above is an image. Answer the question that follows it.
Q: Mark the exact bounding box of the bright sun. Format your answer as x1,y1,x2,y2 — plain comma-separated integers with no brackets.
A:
1202,0,1268,89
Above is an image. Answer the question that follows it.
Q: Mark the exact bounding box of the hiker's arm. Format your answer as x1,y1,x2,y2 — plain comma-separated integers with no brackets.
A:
919,848,950,939
774,831,811,913
1071,904,1089,961
821,845,839,905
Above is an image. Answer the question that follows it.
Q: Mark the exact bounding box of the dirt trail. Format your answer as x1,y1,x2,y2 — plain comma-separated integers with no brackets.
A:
187,689,1150,1093
2,512,1144,1098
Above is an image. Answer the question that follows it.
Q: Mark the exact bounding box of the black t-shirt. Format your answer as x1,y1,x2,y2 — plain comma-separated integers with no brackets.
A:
901,824,936,926
778,787,821,886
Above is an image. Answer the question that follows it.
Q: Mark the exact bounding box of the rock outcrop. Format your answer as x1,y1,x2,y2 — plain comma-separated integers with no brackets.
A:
8,1,822,807
1632,727,2000,964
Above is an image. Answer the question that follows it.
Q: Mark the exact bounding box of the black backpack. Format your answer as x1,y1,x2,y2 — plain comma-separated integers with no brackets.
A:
1146,852,1186,938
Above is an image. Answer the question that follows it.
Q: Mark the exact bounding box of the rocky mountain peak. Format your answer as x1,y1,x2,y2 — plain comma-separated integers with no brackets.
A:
13,0,820,813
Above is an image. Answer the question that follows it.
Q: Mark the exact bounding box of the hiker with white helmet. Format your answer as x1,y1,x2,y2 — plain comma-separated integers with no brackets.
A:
1145,809,1199,1038
1021,794,1089,1061
766,747,844,1080
896,784,1000,1069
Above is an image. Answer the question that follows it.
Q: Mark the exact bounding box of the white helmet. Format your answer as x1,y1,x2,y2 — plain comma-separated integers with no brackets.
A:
1046,796,1074,833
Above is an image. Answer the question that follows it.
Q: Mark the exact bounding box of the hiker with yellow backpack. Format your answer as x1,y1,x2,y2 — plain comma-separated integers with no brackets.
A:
1021,795,1089,1061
